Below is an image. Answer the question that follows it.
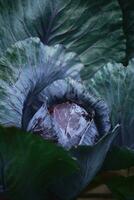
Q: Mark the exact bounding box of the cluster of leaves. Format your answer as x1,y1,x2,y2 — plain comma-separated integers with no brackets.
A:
0,0,134,199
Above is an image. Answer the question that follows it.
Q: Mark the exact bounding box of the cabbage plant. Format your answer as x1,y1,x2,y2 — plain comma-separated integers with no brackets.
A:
0,0,134,200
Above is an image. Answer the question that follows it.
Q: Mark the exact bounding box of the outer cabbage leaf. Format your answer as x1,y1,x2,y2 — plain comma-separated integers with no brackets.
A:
88,61,134,148
49,126,119,200
87,60,134,170
0,126,78,200
0,37,83,129
0,0,125,78
83,173,134,200
103,146,134,170
107,176,134,200
118,0,134,62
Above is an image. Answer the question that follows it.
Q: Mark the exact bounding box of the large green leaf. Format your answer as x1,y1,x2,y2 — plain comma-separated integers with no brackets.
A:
0,37,83,129
103,146,134,171
0,126,78,200
107,176,134,200
0,0,125,77
49,126,119,200
84,173,134,200
87,60,134,170
87,60,134,149
118,0,134,62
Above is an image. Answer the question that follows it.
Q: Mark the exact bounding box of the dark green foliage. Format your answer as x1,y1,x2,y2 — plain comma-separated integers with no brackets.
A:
103,146,134,171
0,0,125,77
107,176,134,200
0,126,78,200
